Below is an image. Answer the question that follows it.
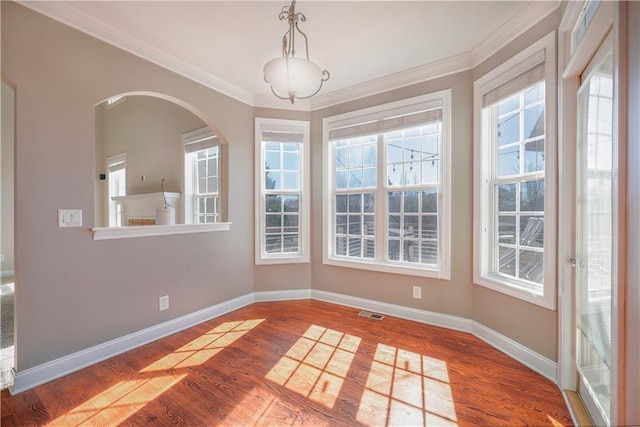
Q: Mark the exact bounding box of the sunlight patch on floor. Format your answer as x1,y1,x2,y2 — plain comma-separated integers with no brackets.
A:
141,319,264,372
356,343,458,427
266,324,361,408
48,374,187,426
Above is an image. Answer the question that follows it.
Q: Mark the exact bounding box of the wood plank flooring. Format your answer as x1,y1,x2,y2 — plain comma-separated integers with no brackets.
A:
1,299,573,426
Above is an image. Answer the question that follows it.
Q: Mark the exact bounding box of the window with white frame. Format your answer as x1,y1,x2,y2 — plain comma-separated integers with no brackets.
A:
183,127,220,224
255,118,310,264
323,91,451,278
473,31,557,309
107,153,126,227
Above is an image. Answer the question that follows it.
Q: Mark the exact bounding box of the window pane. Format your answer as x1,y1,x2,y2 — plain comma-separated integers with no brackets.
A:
387,164,402,186
363,193,375,213
519,249,543,283
336,215,347,234
265,214,281,233
348,215,361,235
520,180,544,212
421,215,437,239
404,240,419,262
422,190,437,213
498,246,516,276
387,142,403,163
349,169,363,188
421,160,438,185
336,147,348,169
336,195,347,213
283,151,299,171
349,145,363,168
497,145,520,177
388,215,401,237
405,163,420,185
283,234,299,252
404,215,418,236
205,196,214,213
208,158,217,176
207,177,217,193
388,239,400,261
524,139,545,173
363,144,376,166
422,134,439,158
283,195,299,212
363,167,377,187
198,177,207,194
404,191,419,213
364,239,375,258
405,137,421,162
363,215,375,236
524,104,545,139
498,184,516,212
265,171,277,190
348,237,362,257
348,194,362,212
283,214,299,233
283,172,299,190
421,241,438,264
266,235,281,253
265,151,280,170
498,215,516,244
336,236,347,255
498,112,520,146
336,170,348,189
388,192,401,213
520,215,544,247
198,160,206,178
266,195,282,212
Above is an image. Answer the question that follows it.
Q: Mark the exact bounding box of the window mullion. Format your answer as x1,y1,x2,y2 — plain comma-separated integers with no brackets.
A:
376,133,386,262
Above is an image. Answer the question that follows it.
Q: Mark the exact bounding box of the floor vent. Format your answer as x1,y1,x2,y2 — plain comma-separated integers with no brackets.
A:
358,310,385,320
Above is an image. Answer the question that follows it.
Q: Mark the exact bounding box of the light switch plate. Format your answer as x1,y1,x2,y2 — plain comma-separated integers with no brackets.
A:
58,209,82,228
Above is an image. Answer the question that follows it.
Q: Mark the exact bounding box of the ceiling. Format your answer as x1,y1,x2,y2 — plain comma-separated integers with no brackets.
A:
21,1,560,111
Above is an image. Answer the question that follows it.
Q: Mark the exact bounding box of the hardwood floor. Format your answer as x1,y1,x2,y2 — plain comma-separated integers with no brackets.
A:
1,300,572,426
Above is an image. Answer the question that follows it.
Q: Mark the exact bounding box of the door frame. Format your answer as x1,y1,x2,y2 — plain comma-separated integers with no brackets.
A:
557,1,627,425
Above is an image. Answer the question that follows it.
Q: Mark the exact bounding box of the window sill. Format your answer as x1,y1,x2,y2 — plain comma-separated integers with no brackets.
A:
324,257,450,279
92,222,231,240
473,273,554,310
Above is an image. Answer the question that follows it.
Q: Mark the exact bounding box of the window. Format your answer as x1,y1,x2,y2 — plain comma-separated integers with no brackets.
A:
183,127,220,224
255,118,310,264
107,153,126,227
473,32,556,309
571,0,601,52
323,91,451,278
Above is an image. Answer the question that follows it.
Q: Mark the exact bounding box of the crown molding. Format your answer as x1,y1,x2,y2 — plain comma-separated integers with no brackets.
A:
471,0,561,67
20,0,562,112
19,1,255,106
309,53,473,111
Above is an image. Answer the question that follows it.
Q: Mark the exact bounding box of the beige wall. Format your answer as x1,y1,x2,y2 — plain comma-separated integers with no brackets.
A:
1,81,15,275
95,96,208,226
2,2,255,370
2,0,565,374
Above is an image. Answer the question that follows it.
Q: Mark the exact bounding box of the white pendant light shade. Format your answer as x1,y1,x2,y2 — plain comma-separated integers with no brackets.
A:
263,1,329,104
264,56,323,101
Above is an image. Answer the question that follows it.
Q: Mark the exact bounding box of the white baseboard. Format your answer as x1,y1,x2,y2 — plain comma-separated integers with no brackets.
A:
311,289,473,333
472,321,557,382
11,288,557,394
11,293,254,395
253,289,311,302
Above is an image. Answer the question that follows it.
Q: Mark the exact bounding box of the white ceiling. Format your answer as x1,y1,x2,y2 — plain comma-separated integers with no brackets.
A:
21,1,560,110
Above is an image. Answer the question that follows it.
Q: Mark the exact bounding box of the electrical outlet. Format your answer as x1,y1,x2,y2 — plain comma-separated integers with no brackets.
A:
412,285,422,299
159,295,169,311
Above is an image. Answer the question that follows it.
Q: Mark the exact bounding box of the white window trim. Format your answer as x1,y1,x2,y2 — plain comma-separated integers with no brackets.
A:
322,91,451,279
255,118,310,265
182,126,219,224
473,31,557,309
106,152,126,228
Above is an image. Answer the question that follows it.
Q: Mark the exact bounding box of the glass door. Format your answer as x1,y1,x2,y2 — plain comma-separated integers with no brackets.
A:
575,35,614,426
